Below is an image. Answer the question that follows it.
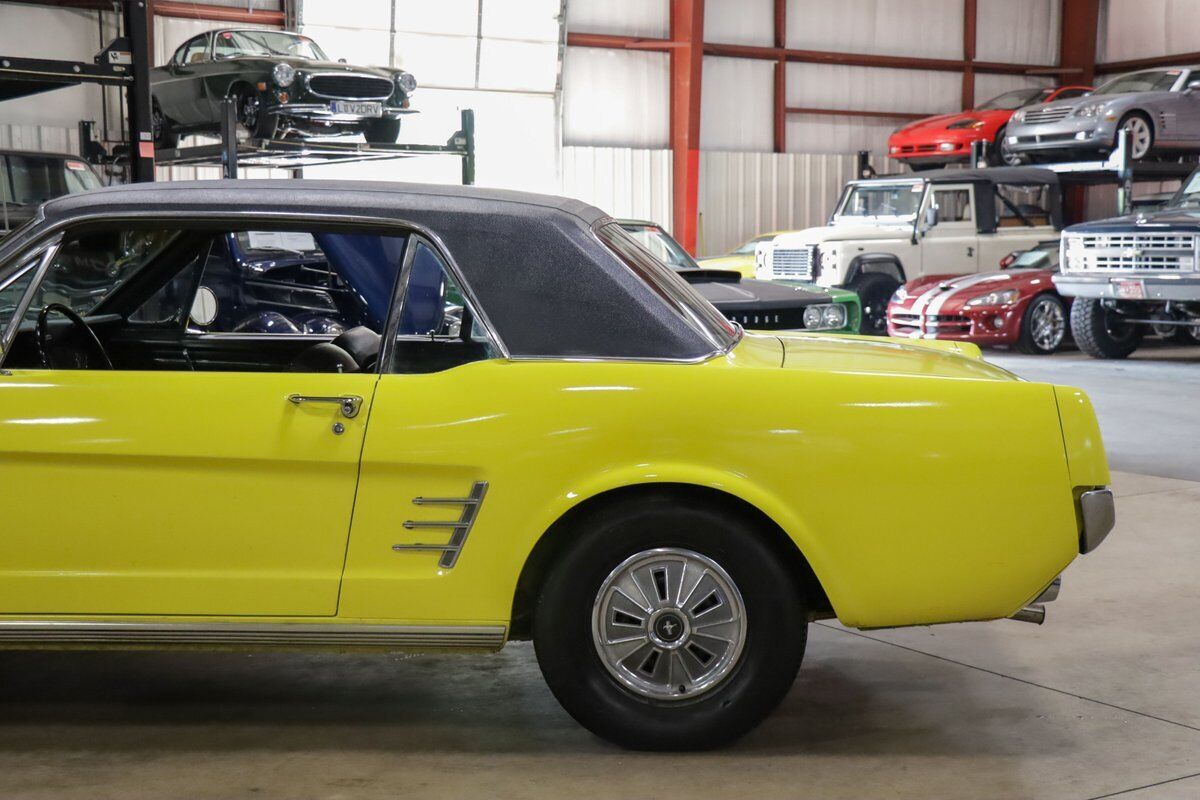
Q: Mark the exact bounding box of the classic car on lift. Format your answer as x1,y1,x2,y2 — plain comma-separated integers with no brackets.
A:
1005,68,1200,163
150,29,417,147
888,240,1070,355
618,220,860,333
0,181,1113,750
888,85,1092,169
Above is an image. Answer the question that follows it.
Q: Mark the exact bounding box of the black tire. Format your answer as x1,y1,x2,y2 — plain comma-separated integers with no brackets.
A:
1070,298,1144,359
853,272,901,336
1016,294,1068,355
991,125,1022,166
1116,112,1154,161
151,99,179,149
533,494,808,750
362,117,402,144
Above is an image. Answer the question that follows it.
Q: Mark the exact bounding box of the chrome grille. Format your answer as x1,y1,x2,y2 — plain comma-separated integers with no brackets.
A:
770,247,814,280
307,73,394,101
1021,105,1072,125
1065,232,1198,272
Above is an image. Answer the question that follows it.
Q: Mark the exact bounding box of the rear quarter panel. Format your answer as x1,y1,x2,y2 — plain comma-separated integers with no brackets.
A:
343,341,1077,630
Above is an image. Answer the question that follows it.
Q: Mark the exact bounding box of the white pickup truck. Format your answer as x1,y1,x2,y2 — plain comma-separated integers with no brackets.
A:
756,167,1063,334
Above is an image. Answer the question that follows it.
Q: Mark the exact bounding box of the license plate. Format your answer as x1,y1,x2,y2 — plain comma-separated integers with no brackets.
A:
1114,280,1145,300
331,101,382,117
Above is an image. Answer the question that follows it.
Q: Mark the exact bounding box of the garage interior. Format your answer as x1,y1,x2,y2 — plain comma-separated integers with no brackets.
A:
1,1,1199,798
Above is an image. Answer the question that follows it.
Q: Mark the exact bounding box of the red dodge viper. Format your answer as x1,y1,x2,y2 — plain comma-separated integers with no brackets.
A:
888,86,1092,169
887,241,1070,355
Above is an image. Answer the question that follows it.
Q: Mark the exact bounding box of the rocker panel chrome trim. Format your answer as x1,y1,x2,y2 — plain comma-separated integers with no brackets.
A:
0,621,506,649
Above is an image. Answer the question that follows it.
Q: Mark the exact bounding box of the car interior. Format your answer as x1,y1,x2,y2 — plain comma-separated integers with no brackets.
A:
0,224,496,375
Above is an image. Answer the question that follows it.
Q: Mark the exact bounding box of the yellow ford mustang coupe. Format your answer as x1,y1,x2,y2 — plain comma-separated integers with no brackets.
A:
0,181,1114,750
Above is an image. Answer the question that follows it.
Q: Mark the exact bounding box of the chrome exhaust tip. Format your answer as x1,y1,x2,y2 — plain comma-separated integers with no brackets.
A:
1009,604,1046,625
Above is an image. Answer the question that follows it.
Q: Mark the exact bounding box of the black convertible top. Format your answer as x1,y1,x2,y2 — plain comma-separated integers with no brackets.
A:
18,180,723,361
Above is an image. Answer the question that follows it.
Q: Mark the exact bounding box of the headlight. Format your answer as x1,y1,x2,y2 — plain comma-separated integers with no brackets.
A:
272,63,295,87
965,289,1020,307
891,286,909,304
1011,110,1026,123
396,71,417,94
1075,102,1106,118
803,303,848,330
946,118,985,130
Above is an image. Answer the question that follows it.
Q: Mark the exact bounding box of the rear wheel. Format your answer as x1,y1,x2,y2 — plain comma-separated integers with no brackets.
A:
151,99,179,149
853,272,901,336
362,117,402,144
533,495,808,750
1070,298,1144,359
1016,294,1067,355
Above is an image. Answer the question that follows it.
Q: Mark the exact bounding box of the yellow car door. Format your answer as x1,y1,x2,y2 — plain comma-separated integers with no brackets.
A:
0,224,397,618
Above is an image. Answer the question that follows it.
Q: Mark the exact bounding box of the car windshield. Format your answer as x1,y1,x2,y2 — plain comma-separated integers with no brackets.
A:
1,154,101,207
1169,170,1200,207
836,182,924,219
618,223,701,270
214,30,327,60
1010,245,1059,270
732,234,773,255
977,88,1050,111
1092,70,1181,95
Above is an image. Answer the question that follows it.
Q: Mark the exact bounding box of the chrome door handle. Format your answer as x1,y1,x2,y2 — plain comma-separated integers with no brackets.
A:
287,394,362,418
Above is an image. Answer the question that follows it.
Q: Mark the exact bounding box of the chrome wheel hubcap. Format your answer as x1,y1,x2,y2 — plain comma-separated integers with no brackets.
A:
1030,300,1065,351
592,548,747,701
1123,118,1151,159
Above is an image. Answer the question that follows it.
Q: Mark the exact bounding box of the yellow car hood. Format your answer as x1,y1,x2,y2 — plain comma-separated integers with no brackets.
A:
766,332,1018,382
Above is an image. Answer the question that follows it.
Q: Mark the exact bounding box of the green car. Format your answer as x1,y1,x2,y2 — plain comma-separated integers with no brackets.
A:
150,29,417,147
619,220,860,334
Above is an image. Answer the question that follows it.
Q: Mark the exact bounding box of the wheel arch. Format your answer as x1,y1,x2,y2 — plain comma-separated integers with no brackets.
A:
846,254,906,286
508,482,836,640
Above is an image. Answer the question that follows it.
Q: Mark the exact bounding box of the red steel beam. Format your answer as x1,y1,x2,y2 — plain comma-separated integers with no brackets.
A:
154,1,285,25
962,0,976,110
1059,0,1099,85
786,107,929,120
773,0,786,152
669,0,704,255
1096,53,1199,74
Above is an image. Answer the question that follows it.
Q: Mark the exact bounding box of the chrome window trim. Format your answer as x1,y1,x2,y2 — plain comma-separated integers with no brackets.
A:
0,237,61,363
0,620,506,650
0,209,509,366
592,219,742,358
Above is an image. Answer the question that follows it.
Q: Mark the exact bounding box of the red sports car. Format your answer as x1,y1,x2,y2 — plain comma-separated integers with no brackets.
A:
888,86,1093,169
887,241,1069,355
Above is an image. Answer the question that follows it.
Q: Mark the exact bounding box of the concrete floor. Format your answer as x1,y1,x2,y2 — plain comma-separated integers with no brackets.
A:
3,351,1199,799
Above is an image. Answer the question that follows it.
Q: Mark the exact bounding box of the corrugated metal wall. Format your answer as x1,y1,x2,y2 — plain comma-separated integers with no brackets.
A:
560,146,672,224
1098,0,1200,64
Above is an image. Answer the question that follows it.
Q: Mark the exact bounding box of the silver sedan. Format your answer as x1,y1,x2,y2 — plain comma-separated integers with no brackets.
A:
1005,68,1200,162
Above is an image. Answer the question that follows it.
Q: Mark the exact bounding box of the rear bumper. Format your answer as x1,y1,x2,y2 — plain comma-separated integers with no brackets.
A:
1054,273,1200,300
1078,488,1115,554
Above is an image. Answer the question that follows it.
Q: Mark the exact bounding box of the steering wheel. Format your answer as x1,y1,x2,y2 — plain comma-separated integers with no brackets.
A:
35,303,113,370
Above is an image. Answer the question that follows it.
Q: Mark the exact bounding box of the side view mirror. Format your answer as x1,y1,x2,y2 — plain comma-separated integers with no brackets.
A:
924,206,939,228
1186,80,1200,94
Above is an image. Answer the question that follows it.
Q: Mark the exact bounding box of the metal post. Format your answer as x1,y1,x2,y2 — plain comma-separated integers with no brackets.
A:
1115,127,1132,215
460,108,475,186
123,0,154,182
970,138,988,168
221,96,238,179
856,150,875,179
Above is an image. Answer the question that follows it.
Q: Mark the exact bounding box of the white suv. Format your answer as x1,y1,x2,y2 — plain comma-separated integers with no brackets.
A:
756,167,1061,334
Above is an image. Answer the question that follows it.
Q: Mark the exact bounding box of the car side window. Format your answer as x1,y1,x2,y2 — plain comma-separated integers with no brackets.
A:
175,36,209,66
932,189,972,224
0,257,38,336
389,240,497,374
995,184,1051,228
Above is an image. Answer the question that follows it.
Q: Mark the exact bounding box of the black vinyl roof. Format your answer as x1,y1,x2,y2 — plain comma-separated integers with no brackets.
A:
22,181,722,360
